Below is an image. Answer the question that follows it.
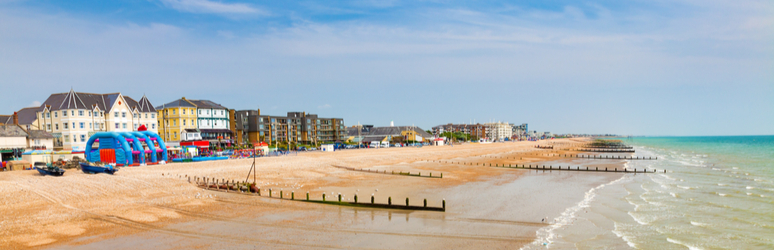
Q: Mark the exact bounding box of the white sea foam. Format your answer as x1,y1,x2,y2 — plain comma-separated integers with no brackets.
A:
670,192,678,198
718,183,727,186
690,221,709,227
747,193,753,196
746,186,754,190
666,237,703,250
718,193,727,197
677,185,691,190
523,175,629,249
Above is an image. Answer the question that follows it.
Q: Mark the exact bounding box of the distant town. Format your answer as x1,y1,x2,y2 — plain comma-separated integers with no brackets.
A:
1,89,617,162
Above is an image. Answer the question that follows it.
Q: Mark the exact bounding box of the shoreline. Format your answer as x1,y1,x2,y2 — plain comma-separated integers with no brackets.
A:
0,138,632,249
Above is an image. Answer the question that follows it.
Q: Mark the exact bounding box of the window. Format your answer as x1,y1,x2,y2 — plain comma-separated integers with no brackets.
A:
221,110,224,115
72,123,75,128
79,122,84,129
71,111,74,116
259,118,263,122
173,120,177,126
207,120,211,125
198,110,201,114
151,114,155,118
133,114,137,118
114,112,119,117
122,112,126,118
271,118,276,123
145,114,148,118
173,132,177,138
122,123,127,129
192,120,194,126
80,135,86,142
63,110,67,117
90,123,93,129
47,124,51,130
152,124,156,129
64,123,69,129
115,123,119,129
55,124,59,130
64,135,70,142
183,120,186,126
259,124,264,129
93,111,98,116
172,109,176,115
79,110,84,116
73,135,77,142
259,131,264,136
182,109,185,115
46,113,50,118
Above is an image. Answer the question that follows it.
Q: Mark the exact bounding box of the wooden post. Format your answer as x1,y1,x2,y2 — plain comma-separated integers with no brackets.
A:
371,195,374,204
406,197,409,206
443,199,446,210
388,197,392,205
338,194,342,202
270,189,272,197
323,193,326,201
424,199,427,208
354,195,358,203
280,190,283,199
306,192,309,201
292,191,295,200
440,173,443,178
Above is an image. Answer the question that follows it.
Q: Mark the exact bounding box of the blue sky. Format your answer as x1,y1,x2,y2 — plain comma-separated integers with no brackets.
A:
0,0,772,136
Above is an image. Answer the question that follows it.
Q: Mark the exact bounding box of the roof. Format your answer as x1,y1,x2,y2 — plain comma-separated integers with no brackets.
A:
0,125,28,137
26,130,54,139
155,98,196,109
136,95,157,113
0,115,10,124
16,107,42,125
41,89,154,113
188,99,228,110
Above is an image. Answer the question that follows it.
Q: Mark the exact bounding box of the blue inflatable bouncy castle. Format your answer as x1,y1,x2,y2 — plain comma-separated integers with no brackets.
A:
85,125,167,166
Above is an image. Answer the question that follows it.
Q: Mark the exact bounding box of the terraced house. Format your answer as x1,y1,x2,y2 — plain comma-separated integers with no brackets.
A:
30,89,158,151
156,97,199,142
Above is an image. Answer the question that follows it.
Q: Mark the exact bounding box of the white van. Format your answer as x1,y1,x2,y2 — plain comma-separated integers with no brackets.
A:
370,141,381,148
381,141,390,148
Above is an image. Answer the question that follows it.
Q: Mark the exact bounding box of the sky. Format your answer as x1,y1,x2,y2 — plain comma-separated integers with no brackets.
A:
0,0,772,136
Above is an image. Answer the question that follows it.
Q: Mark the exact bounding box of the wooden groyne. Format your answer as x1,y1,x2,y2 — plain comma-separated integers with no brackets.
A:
535,145,554,149
330,165,442,178
476,154,656,160
574,148,635,153
427,159,665,173
190,176,445,212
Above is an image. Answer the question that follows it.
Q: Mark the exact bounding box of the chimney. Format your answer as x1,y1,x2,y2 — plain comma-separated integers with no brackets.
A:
13,112,18,125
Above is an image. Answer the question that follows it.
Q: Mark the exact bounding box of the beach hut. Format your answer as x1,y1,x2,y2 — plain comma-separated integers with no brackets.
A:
321,144,334,152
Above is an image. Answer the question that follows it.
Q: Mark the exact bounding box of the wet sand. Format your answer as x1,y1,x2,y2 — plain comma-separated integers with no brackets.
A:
0,138,628,249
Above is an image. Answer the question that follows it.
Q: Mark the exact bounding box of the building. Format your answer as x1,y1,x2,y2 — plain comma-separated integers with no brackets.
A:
32,89,158,151
187,99,232,148
512,123,528,140
232,110,346,146
156,97,199,143
484,122,513,142
0,124,28,161
348,125,433,144
431,123,487,140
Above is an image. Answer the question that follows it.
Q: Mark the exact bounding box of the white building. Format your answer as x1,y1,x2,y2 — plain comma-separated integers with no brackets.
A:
484,122,513,142
34,89,158,151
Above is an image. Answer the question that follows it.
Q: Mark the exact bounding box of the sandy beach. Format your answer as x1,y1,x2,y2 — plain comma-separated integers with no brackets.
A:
0,138,630,249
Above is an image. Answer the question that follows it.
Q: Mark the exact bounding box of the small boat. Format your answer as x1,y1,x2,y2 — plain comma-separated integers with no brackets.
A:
80,162,119,175
34,162,65,176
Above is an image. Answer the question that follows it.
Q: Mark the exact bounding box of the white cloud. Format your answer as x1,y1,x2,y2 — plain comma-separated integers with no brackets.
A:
159,0,267,15
318,104,332,109
30,101,41,107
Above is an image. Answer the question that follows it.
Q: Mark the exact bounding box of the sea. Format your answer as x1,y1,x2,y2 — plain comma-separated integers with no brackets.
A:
526,136,774,249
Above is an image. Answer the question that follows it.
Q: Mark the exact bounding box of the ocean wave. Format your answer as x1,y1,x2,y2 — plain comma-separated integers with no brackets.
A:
523,175,629,249
746,186,754,190
667,238,704,250
677,185,692,190
718,193,728,197
690,221,710,227
670,192,679,198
